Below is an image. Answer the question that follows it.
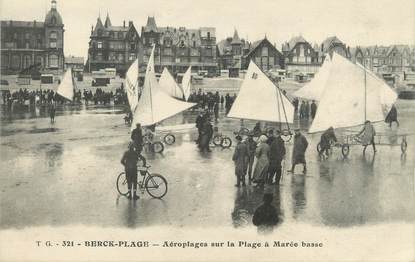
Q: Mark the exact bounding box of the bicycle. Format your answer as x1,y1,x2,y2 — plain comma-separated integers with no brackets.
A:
116,165,168,199
143,133,165,153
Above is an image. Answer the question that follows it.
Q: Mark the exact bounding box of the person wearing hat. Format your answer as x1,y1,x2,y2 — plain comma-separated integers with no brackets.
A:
131,123,143,154
268,129,286,185
252,188,280,234
252,135,270,185
121,144,140,200
232,135,249,187
358,120,377,154
288,129,308,174
245,132,257,183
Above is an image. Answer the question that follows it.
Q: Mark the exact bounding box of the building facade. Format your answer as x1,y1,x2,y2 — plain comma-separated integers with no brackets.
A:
140,17,217,75
86,14,141,75
317,36,350,62
0,0,65,75
243,37,284,72
216,30,250,71
282,35,320,75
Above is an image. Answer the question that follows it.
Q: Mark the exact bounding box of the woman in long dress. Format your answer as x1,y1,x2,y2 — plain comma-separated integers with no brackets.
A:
252,135,270,186
358,120,377,154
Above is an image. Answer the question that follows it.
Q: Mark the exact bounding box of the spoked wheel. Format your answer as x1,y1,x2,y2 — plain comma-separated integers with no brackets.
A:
213,135,223,146
145,173,168,199
281,129,292,142
239,128,250,136
341,144,350,157
317,142,322,153
221,136,232,148
116,172,129,196
401,138,408,153
164,134,175,145
152,142,164,153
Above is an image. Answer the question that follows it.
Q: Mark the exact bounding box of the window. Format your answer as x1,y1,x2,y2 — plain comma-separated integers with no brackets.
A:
25,42,30,49
25,33,30,39
97,42,102,49
261,46,268,56
35,56,43,66
130,43,135,50
118,32,123,39
49,54,59,68
129,53,136,61
193,41,196,48
50,32,57,39
12,55,20,69
96,52,103,61
118,53,124,62
50,41,57,48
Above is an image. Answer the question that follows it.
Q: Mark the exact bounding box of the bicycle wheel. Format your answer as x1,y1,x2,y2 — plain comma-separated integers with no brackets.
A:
116,172,129,196
221,136,232,148
341,144,350,157
164,134,175,145
281,129,292,142
145,174,168,199
213,135,223,146
152,142,164,153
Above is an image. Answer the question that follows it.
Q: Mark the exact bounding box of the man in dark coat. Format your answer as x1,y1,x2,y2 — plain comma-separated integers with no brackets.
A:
49,104,56,123
310,100,317,119
131,123,144,154
252,193,280,233
319,127,337,157
195,112,205,144
245,133,257,183
213,102,219,122
232,135,249,187
385,104,399,128
121,145,139,200
268,130,286,185
288,129,308,174
199,120,213,152
299,101,305,119
266,129,275,145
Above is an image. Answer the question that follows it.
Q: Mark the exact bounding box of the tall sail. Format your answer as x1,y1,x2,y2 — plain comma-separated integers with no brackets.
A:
125,58,140,111
227,61,295,123
159,67,184,99
293,56,332,101
309,53,385,133
56,68,74,101
356,62,398,110
181,66,192,101
131,46,196,129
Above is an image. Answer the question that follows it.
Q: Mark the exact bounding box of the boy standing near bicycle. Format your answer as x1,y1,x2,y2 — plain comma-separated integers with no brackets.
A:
121,145,140,200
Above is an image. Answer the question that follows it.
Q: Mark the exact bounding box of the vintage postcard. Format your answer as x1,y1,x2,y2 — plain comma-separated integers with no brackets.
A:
0,0,414,261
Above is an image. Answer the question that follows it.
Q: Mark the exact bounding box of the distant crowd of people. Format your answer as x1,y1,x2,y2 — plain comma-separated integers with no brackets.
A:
292,98,318,119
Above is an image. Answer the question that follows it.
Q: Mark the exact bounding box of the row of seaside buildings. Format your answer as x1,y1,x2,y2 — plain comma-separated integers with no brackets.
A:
1,1,415,80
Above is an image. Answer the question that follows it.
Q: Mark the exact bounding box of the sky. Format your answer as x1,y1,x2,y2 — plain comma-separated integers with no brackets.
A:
1,0,414,58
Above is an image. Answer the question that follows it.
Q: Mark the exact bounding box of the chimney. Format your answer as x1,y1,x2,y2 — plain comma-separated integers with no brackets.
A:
321,44,324,52
91,25,94,34
129,21,133,27
123,20,126,28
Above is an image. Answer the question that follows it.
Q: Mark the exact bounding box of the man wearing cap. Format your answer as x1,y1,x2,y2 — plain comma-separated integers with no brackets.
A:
245,132,257,183
131,123,143,154
232,135,249,187
268,130,286,185
289,129,308,174
121,144,140,200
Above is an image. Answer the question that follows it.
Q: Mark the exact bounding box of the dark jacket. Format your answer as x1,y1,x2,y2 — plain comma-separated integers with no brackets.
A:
131,128,143,145
233,142,249,174
385,106,398,123
320,129,337,150
269,136,286,166
121,150,139,170
293,134,308,160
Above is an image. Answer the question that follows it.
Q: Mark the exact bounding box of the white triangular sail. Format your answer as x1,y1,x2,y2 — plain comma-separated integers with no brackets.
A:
159,67,184,99
131,46,196,129
309,53,385,133
57,68,74,101
125,58,140,111
293,56,332,101
356,62,398,111
181,66,192,101
227,61,295,123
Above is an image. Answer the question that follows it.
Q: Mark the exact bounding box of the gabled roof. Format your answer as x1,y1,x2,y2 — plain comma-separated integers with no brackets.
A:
104,13,112,28
143,16,158,33
92,17,104,36
231,29,242,44
321,36,344,52
246,38,281,57
288,35,307,50
386,44,410,56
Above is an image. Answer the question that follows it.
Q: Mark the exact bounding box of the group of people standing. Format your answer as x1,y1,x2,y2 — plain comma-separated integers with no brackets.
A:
195,111,214,152
292,99,317,119
232,126,310,188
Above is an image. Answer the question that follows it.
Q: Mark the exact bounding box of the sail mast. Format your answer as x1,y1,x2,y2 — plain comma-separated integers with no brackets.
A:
364,63,367,122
